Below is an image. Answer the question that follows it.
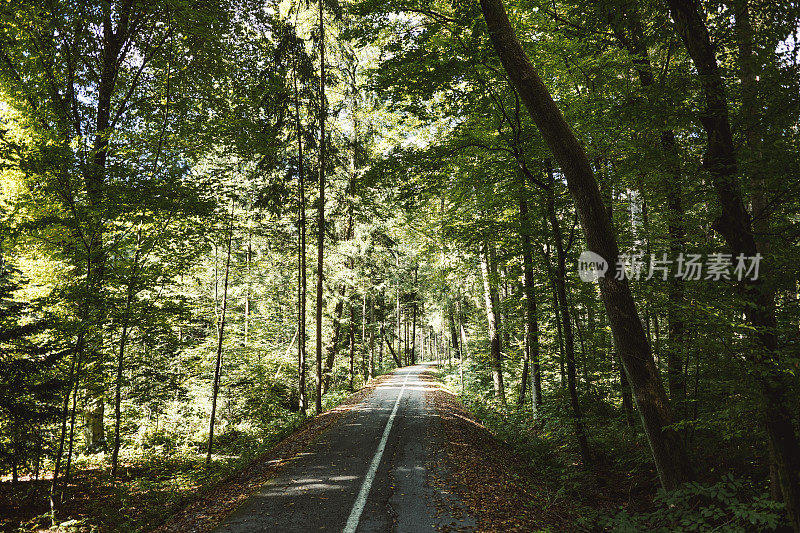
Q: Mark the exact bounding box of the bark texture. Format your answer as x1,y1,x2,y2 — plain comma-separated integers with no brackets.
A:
667,0,800,523
545,163,591,464
480,0,691,490
315,0,326,415
518,191,541,407
480,243,506,404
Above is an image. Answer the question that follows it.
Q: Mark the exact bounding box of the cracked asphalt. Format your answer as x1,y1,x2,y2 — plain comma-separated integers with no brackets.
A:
211,363,476,532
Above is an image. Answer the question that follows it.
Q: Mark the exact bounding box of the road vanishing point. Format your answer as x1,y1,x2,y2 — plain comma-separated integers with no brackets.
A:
212,363,476,532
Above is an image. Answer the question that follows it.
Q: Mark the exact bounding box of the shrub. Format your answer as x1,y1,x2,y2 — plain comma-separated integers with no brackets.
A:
600,474,787,532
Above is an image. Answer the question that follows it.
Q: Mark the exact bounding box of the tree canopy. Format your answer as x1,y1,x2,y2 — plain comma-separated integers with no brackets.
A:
1,0,800,530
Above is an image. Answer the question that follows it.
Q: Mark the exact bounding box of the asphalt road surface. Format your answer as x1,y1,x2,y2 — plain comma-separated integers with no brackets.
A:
212,363,476,532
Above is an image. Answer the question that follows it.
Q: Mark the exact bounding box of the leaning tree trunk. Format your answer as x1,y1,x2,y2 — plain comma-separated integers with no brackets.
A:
667,0,800,524
479,0,691,490
382,325,402,367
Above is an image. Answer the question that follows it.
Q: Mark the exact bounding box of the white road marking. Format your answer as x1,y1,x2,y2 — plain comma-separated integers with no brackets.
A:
343,368,412,533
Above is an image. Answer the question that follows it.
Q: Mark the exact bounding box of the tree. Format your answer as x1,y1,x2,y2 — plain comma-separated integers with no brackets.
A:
543,161,591,464
479,0,692,490
0,249,62,486
667,0,800,524
479,242,506,404
206,209,233,465
315,0,327,415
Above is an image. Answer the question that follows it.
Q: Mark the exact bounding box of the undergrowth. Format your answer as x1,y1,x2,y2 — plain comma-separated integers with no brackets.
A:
2,381,370,533
436,360,789,532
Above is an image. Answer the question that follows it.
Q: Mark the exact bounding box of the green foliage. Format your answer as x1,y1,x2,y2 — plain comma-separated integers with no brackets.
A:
0,255,64,481
2,0,800,529
600,475,788,532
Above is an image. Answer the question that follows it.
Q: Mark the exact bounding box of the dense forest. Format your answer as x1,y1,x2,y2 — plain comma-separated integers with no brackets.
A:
1,0,799,531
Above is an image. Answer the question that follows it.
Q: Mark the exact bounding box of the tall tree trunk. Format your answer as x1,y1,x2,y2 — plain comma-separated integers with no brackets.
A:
480,243,506,404
668,0,800,522
322,284,345,393
480,0,691,490
368,296,375,378
545,164,592,465
530,278,541,407
50,205,98,505
348,297,355,389
244,205,252,348
396,257,402,366
404,312,409,366
81,1,136,461
206,217,233,465
111,227,143,478
294,61,307,416
362,290,367,379
597,161,637,428
458,299,467,393
605,1,688,415
63,265,94,497
518,191,542,408
733,0,784,505
50,332,81,519
46,6,134,516
62,351,83,498
447,331,452,368
82,396,104,452
448,305,460,361
34,430,41,481
315,0,326,415
544,243,566,388
518,304,529,405
322,174,354,393
573,302,590,389
410,267,418,365
379,317,384,369
663,137,687,413
501,266,510,348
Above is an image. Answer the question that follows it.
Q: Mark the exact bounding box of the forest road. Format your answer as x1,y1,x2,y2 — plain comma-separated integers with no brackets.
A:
211,363,476,533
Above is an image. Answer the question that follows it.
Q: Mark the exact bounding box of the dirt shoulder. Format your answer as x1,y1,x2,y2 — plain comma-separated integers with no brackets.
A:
424,374,576,532
152,374,393,533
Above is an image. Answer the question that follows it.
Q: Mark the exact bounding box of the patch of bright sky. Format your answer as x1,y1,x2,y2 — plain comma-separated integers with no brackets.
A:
776,28,800,64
